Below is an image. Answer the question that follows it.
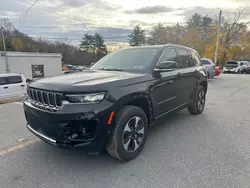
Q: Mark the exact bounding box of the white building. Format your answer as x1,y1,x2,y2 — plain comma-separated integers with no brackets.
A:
0,51,62,80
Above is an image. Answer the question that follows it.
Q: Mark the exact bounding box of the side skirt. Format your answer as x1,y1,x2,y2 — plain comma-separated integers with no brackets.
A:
149,100,193,126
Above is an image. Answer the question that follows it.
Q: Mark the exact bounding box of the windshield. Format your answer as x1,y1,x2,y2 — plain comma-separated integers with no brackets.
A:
226,61,238,65
90,47,161,73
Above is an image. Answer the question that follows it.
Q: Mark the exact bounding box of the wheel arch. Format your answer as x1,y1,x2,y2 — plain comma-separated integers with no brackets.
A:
200,80,208,94
114,92,154,126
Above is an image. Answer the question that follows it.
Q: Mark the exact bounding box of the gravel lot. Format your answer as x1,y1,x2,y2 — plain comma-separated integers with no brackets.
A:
0,74,250,188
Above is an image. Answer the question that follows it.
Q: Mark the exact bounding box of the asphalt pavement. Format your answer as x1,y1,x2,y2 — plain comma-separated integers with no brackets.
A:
0,74,250,188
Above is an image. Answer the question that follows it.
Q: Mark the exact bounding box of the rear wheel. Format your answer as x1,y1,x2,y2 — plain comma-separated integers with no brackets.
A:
106,105,148,161
188,85,206,115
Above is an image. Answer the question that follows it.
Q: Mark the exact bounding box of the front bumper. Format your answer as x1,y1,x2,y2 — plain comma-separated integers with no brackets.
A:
23,99,115,150
223,68,237,73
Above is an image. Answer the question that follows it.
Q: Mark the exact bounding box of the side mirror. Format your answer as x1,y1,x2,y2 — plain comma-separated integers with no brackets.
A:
154,61,177,72
26,78,32,83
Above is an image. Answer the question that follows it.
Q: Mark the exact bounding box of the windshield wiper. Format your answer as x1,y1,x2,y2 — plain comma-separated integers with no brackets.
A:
98,68,123,72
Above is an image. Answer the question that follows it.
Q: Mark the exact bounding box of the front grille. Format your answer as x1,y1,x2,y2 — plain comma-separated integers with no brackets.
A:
26,112,66,141
27,87,62,112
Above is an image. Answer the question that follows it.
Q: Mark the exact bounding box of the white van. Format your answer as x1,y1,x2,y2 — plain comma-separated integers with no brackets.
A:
0,73,27,103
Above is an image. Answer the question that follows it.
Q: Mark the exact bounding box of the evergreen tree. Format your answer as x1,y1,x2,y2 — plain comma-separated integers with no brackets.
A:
128,25,146,46
94,33,107,58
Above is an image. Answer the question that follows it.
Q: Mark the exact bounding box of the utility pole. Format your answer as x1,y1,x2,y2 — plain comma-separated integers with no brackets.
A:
214,10,222,65
1,27,10,73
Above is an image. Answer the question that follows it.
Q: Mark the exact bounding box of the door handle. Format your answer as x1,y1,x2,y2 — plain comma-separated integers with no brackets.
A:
21,85,25,87
177,72,182,76
4,86,8,89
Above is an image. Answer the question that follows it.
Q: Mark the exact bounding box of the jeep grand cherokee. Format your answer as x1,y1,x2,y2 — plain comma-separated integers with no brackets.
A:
24,44,207,161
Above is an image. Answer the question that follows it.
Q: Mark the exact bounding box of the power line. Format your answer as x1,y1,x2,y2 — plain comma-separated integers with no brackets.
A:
19,0,39,23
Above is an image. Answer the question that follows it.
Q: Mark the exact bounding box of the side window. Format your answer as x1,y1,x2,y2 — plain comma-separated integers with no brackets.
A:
191,51,202,66
158,48,179,64
0,77,7,86
7,76,23,84
188,51,196,67
177,49,194,68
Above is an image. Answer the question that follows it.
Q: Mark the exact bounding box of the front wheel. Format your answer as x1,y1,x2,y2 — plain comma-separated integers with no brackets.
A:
188,85,206,115
106,105,148,161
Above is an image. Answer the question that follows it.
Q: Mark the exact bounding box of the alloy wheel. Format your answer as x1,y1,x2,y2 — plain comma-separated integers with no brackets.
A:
197,90,205,111
122,116,145,152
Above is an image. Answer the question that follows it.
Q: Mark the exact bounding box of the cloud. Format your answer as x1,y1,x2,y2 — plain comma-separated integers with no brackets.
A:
60,0,89,7
176,6,219,18
125,6,174,14
60,0,120,10
4,0,249,46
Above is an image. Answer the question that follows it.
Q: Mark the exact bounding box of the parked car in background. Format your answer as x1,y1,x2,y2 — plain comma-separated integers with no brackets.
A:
201,58,216,78
215,66,221,76
24,44,207,161
223,60,245,73
240,61,250,73
244,62,250,74
0,73,27,103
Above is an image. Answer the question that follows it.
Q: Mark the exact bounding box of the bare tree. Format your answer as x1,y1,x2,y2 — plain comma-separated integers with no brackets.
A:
221,7,250,62
0,18,15,33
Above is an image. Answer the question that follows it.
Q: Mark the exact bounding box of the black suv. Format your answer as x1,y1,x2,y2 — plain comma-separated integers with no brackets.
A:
24,44,207,161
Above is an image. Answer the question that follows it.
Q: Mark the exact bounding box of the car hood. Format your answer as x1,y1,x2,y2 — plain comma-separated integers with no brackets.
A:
29,69,151,92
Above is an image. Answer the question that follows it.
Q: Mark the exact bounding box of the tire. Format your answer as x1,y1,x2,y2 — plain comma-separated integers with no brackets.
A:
106,105,148,161
188,85,206,115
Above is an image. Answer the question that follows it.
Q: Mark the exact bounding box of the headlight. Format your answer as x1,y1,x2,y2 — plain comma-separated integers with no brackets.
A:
65,92,106,104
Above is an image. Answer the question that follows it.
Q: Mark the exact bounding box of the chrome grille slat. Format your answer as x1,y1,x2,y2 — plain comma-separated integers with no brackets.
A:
27,87,62,112
54,94,58,107
35,90,39,103
47,92,51,106
41,91,45,104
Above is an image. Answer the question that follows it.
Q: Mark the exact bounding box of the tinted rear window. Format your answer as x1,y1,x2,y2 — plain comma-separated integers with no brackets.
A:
177,49,194,68
0,77,7,85
191,51,202,66
8,76,23,84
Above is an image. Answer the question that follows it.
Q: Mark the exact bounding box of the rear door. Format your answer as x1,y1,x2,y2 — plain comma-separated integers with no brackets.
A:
0,77,8,100
175,48,198,105
149,48,179,118
6,75,26,98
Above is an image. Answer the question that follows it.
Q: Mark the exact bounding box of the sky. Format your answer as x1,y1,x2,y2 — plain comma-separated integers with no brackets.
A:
1,0,250,46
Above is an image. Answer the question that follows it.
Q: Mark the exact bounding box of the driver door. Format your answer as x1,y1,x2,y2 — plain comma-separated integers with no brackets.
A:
149,48,179,118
